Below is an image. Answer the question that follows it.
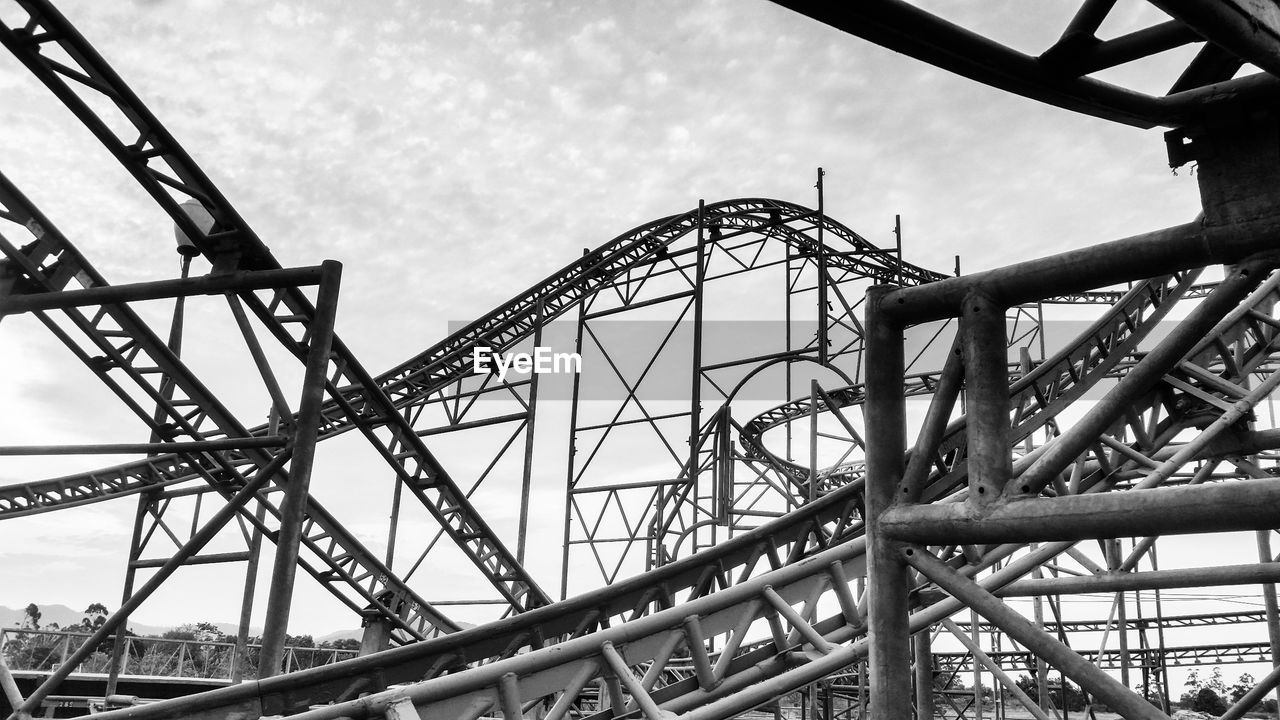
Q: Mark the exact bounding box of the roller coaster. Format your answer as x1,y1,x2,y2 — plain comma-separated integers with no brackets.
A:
2,1,1280,719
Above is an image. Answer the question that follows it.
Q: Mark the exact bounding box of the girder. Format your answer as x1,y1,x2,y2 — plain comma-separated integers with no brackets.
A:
769,0,1280,128
3,1,1280,718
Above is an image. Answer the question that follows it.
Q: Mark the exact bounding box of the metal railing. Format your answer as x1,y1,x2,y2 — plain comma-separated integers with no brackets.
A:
0,628,358,681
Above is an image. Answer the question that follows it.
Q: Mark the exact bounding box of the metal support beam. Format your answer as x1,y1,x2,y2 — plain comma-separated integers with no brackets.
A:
0,437,286,455
998,561,1280,595
259,260,342,678
0,266,323,315
1150,0,1280,78
883,476,1280,544
961,290,1011,506
913,626,933,720
880,221,1279,325
864,285,912,718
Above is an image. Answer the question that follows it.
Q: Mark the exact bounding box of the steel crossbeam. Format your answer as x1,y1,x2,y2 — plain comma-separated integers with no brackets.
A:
770,0,1280,128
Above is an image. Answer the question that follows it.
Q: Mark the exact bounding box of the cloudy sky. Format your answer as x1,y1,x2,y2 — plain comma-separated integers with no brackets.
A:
0,0,1235,645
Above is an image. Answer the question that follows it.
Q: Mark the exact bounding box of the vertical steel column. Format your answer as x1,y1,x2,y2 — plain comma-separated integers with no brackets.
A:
259,260,342,678
913,626,934,720
108,255,193,694
560,260,588,599
233,408,278,682
105,494,151,695
232,499,267,680
816,169,828,366
864,285,911,717
516,300,545,566
894,214,903,285
1258,530,1280,710
686,200,708,553
972,608,984,720
1029,547,1051,714
809,380,819,504
961,290,1010,506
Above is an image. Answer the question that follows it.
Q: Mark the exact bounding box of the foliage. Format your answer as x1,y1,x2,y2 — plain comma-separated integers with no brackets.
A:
1015,673,1086,711
162,621,227,643
320,637,361,651
1178,667,1267,715
1190,687,1228,715
20,604,40,630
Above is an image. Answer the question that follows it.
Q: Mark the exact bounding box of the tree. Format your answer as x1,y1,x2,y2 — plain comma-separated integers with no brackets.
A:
319,637,361,651
1191,687,1227,715
1229,672,1255,704
20,603,40,630
285,633,315,648
162,621,227,643
1180,667,1231,713
80,603,109,631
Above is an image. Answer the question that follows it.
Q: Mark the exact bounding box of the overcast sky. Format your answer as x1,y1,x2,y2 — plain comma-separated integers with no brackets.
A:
0,0,1249,657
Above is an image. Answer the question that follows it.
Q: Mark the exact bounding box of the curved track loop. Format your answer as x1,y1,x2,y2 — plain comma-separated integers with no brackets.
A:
738,269,1201,492
88,264,1274,720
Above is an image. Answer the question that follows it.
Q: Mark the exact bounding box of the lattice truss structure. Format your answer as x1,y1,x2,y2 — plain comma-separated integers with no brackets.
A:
0,1,1278,720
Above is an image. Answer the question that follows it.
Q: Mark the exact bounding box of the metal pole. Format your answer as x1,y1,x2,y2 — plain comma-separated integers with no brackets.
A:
816,168,828,366
1259,530,1280,712
961,290,1011,507
232,498,267,683
232,408,278,683
105,494,150,696
0,264,325,315
560,259,588,599
1031,552,1051,714
864,285,912,717
516,300,545,566
686,200,707,556
259,260,342,679
881,474,1280,544
914,624,933,720
809,380,819,504
972,608,983,720
894,214,903,286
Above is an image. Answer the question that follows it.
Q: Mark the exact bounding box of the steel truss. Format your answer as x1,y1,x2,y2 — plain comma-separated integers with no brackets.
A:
3,0,1280,719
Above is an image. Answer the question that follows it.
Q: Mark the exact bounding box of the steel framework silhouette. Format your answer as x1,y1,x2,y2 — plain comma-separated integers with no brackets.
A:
1,1,1280,719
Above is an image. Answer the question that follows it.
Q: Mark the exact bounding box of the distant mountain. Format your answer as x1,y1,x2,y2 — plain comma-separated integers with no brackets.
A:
0,604,173,636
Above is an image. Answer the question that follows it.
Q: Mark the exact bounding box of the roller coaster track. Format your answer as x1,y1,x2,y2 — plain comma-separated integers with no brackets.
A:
0,0,961,626
0,0,924,632
83,256,1280,719
3,2,1279,718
